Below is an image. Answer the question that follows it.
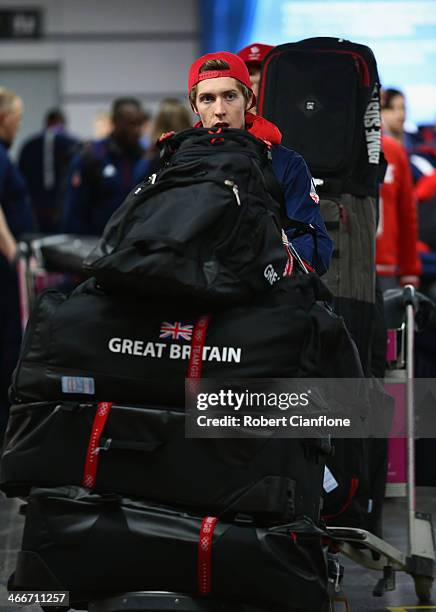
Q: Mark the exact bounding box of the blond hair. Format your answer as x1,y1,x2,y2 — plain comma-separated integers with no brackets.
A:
189,59,252,109
152,98,192,143
0,87,20,113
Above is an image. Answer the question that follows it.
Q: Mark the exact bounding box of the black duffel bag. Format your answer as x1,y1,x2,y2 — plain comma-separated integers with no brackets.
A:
1,400,327,524
11,486,329,611
83,128,291,305
10,275,361,407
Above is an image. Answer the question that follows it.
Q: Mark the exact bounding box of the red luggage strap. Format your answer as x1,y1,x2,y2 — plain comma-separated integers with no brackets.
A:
322,477,359,521
187,314,211,379
83,401,113,489
198,516,219,595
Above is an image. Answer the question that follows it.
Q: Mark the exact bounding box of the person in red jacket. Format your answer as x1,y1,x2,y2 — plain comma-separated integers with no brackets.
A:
376,134,421,291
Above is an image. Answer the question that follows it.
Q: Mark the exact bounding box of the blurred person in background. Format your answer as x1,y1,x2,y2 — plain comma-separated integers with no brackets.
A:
139,107,152,151
18,108,80,233
61,97,152,236
150,98,192,143
237,43,274,113
376,134,421,291
93,110,112,139
146,98,192,172
0,87,33,439
381,88,419,151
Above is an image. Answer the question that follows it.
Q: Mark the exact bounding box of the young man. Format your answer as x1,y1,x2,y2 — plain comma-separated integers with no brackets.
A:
188,51,333,275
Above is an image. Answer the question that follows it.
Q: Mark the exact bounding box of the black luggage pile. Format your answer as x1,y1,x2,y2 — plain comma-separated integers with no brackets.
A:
2,128,363,610
259,38,389,531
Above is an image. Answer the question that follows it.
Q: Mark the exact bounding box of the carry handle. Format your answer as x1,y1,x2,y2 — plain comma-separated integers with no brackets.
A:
163,127,267,158
98,437,163,453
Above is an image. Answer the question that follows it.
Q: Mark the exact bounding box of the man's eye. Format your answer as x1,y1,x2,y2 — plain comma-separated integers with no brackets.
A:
226,93,236,100
201,96,213,103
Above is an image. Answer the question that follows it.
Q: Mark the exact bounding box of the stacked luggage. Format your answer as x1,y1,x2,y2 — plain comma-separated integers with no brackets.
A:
2,127,363,610
259,38,388,531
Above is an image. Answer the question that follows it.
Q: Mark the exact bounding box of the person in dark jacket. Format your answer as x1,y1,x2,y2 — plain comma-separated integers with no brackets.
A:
188,52,333,274
0,87,34,437
18,108,80,233
61,97,152,236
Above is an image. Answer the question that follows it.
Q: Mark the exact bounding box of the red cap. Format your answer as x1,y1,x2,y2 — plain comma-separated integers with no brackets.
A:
188,51,255,107
237,43,274,65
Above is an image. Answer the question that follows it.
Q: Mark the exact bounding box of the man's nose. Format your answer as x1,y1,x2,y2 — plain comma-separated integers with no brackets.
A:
214,98,226,116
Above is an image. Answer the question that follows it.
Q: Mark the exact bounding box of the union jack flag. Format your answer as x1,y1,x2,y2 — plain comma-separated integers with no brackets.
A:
159,321,193,342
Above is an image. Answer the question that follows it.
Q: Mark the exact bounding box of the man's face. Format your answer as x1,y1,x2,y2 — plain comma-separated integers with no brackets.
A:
248,65,261,101
112,103,143,150
1,98,23,145
194,77,251,129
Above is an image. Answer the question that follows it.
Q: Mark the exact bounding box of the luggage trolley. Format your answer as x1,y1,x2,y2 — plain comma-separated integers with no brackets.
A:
15,233,99,329
326,285,436,604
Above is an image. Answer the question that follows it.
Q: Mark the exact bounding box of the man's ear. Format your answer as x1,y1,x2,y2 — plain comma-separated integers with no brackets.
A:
245,94,253,111
190,102,199,116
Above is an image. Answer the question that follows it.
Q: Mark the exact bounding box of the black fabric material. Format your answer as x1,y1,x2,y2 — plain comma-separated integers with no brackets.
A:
83,128,291,306
332,296,375,375
10,275,361,407
1,401,326,524
11,487,329,610
322,438,370,528
39,235,99,274
418,196,436,251
260,37,382,197
321,297,374,528
366,283,389,537
415,316,436,486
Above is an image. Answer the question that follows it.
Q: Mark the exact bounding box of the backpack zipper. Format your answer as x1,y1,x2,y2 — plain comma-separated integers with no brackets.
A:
224,179,241,206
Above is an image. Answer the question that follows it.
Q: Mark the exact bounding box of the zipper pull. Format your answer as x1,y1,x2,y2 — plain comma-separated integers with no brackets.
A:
224,179,241,206
148,173,157,185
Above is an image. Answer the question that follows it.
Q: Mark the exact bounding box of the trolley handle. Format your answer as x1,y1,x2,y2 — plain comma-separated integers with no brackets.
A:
402,285,418,309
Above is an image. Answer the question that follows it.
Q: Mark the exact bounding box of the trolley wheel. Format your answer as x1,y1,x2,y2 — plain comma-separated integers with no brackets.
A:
414,575,433,603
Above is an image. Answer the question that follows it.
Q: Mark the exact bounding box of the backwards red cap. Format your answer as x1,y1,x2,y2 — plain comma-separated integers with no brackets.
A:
188,51,256,107
237,43,274,65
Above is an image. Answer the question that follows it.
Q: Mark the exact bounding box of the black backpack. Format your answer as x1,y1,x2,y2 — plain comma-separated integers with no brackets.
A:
83,128,292,305
258,37,383,198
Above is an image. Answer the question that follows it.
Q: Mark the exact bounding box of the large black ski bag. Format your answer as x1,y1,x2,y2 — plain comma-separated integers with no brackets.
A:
1,401,327,523
258,37,382,198
11,275,362,406
11,487,329,610
83,128,289,305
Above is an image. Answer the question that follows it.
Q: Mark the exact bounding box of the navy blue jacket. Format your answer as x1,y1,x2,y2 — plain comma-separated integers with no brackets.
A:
271,144,333,275
19,128,80,233
0,139,34,242
0,139,34,430
61,136,152,236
